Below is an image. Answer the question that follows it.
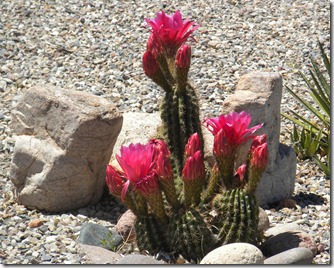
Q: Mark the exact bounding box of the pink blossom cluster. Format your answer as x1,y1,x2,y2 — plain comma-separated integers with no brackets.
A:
106,111,268,204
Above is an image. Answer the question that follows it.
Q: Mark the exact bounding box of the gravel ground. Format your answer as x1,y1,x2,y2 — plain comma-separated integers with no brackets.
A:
0,0,330,264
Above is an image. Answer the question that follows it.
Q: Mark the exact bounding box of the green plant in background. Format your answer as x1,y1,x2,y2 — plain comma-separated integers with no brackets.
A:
282,41,330,178
105,10,269,263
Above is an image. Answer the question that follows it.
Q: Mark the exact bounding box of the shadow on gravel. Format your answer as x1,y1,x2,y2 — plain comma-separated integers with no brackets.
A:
292,192,326,208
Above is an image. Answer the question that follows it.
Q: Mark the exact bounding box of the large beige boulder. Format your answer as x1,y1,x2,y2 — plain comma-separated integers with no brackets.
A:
10,84,122,212
221,72,296,205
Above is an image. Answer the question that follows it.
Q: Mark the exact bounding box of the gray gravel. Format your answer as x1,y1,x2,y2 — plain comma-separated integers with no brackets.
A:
0,0,330,264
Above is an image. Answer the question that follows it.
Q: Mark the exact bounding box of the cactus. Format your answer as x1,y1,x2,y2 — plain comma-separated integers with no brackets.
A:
135,214,170,254
105,10,270,264
160,83,203,177
212,188,259,245
167,209,217,262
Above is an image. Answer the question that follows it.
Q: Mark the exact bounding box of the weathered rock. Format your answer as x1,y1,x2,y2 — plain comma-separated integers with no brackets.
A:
255,143,296,206
264,222,301,237
264,247,314,264
10,84,122,212
221,72,296,206
111,112,161,159
115,209,137,242
261,231,317,257
222,72,282,172
77,223,123,250
258,207,270,234
77,243,121,264
200,243,264,264
117,254,166,264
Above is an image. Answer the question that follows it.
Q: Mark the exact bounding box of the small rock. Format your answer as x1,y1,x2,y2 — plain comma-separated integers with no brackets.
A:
77,223,115,249
77,243,121,264
261,231,317,257
258,207,270,234
200,243,264,264
41,253,52,261
117,254,166,264
264,222,301,237
28,219,45,228
264,247,314,264
115,209,137,242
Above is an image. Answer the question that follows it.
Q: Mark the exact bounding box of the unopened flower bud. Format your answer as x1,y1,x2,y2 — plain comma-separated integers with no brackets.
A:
184,132,202,157
182,150,205,181
175,44,191,70
251,143,268,172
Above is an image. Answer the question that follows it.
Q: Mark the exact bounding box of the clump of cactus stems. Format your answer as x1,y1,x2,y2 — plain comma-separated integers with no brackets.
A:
105,10,269,263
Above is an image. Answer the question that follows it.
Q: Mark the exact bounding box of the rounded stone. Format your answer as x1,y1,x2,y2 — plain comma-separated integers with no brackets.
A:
200,243,264,264
261,231,317,257
115,209,137,242
258,207,270,234
264,223,301,237
117,254,166,264
264,247,314,264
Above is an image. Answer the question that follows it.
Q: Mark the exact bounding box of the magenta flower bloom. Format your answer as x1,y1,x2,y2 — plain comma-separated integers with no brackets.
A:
203,111,263,155
142,50,160,77
184,132,202,157
234,163,247,186
116,143,158,200
145,10,199,57
106,164,125,197
149,138,171,161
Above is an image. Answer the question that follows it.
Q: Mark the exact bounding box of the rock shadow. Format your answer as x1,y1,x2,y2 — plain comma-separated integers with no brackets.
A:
292,192,326,208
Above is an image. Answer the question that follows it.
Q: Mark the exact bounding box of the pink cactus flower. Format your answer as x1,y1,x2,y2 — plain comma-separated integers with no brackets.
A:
182,150,205,181
142,50,160,77
106,164,125,197
203,111,263,155
149,138,171,160
116,143,158,200
145,10,199,57
213,128,232,158
184,132,202,157
175,44,191,70
147,33,162,57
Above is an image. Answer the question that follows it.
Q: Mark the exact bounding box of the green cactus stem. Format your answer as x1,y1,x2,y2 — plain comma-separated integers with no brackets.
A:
132,191,148,216
183,179,203,208
135,214,169,255
167,209,217,263
160,83,203,177
214,188,259,245
202,164,220,204
215,149,237,190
